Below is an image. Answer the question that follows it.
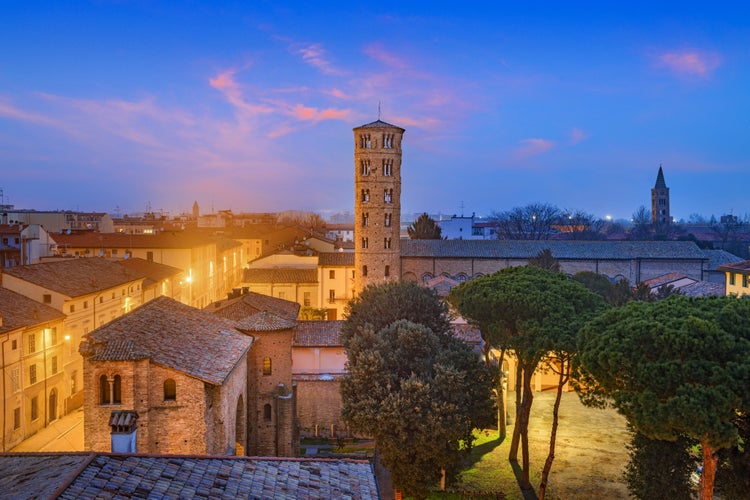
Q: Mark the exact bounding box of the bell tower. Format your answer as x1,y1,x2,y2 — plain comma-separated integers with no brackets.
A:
651,165,670,225
353,119,405,294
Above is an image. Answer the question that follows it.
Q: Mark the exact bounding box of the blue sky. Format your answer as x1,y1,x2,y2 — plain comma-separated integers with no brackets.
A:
1,2,748,221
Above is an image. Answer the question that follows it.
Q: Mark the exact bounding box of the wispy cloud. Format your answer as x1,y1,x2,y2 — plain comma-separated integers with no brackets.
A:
515,138,554,158
292,42,343,75
657,50,721,77
0,97,65,128
569,128,589,145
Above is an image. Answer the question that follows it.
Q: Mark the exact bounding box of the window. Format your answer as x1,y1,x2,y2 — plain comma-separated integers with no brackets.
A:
383,159,393,176
70,304,75,313
361,189,370,202
113,375,121,404
263,403,272,420
164,379,176,401
385,265,390,277
359,134,371,148
29,364,37,385
743,275,748,288
383,133,394,148
730,273,736,285
83,301,88,309
384,189,392,203
147,251,154,261
28,333,36,354
362,212,369,227
362,237,368,249
384,238,391,249
360,160,371,176
51,356,58,374
10,367,19,393
100,375,110,404
278,291,286,299
303,291,311,307
50,327,57,345
71,371,77,396
329,270,336,279
362,265,368,277
99,296,104,304
11,339,17,350
13,408,20,429
351,270,355,279
384,213,391,227
43,294,52,304
329,289,335,303
263,357,272,376
30,397,38,421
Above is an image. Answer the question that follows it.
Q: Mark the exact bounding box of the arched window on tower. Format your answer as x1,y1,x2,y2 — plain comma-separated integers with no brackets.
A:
383,159,393,176
264,403,272,420
385,265,390,277
362,237,368,249
384,189,392,203
384,238,391,249
99,374,110,405
361,189,370,202
360,134,371,148
362,212,369,227
263,357,272,376
384,213,391,227
383,133,393,148
360,160,371,176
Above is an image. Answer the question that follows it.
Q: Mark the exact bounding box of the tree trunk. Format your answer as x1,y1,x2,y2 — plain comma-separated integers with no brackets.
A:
538,358,569,499
518,365,535,491
497,349,507,440
509,363,523,462
699,440,718,500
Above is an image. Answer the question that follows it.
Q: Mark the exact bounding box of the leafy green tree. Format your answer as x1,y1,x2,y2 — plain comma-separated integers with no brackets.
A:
578,296,750,500
341,283,494,498
624,425,698,499
572,271,632,306
527,248,560,273
407,212,442,239
448,266,606,494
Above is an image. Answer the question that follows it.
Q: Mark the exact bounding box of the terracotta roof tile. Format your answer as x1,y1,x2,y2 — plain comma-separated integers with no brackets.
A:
236,311,298,332
319,252,354,266
209,291,300,321
717,259,750,273
0,288,65,334
0,453,379,500
52,231,240,250
294,321,343,346
81,297,252,385
243,268,318,284
2,258,145,297
401,240,707,260
115,257,183,284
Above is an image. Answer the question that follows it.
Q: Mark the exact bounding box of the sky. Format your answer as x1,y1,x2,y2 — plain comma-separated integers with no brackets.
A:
1,2,748,221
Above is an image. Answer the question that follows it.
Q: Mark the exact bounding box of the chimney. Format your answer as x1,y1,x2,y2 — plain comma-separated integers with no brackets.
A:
109,410,139,453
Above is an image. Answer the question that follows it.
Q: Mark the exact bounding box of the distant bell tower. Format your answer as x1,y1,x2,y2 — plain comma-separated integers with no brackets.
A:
651,165,670,225
353,119,405,293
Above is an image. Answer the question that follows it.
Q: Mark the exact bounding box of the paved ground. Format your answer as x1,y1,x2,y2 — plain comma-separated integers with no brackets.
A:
10,407,84,452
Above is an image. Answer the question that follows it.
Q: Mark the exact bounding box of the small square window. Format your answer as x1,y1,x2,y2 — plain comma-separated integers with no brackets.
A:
43,294,52,304
329,270,335,279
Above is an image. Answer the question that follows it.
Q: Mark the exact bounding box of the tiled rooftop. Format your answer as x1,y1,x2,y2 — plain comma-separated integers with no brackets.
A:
294,321,343,347
401,240,708,260
680,281,725,297
717,259,750,273
81,296,253,385
236,311,298,332
210,291,300,321
355,119,404,131
52,231,240,250
319,252,354,266
641,272,695,288
0,453,380,500
702,249,743,270
115,257,183,285
0,288,65,335
243,268,318,284
2,258,146,297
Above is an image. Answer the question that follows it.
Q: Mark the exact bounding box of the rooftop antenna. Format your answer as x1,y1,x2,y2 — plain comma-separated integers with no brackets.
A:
459,201,465,217
378,101,381,120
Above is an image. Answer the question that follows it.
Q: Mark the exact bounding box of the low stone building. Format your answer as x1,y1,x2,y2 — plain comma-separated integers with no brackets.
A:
80,296,252,455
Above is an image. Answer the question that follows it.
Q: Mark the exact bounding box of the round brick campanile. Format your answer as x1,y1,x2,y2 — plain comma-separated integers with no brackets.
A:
353,120,405,294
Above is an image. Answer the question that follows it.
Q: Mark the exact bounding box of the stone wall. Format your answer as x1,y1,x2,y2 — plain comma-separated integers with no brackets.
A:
295,378,348,438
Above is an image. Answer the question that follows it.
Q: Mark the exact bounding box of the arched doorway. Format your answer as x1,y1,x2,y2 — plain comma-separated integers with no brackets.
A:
49,389,58,422
235,395,245,455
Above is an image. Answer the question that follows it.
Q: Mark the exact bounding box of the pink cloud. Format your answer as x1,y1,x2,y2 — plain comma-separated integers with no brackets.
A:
0,98,64,128
326,88,350,99
569,128,589,145
515,138,554,158
657,50,721,77
293,43,342,75
290,104,350,122
363,43,410,71
209,68,275,116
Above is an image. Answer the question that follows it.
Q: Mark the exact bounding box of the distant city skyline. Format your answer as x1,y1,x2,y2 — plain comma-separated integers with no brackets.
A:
1,2,748,221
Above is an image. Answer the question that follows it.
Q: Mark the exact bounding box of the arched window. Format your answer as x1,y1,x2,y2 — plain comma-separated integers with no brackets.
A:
263,403,272,421
362,265,368,277
385,265,390,277
113,375,122,404
263,357,272,376
99,374,110,405
422,273,434,283
164,379,176,401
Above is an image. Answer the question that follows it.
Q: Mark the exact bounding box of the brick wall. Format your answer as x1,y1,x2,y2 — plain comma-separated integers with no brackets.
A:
295,379,348,438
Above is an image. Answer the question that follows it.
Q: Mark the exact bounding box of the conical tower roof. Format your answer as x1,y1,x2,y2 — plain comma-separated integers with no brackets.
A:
654,166,667,189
